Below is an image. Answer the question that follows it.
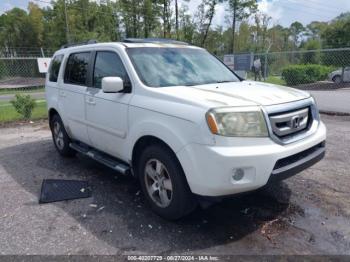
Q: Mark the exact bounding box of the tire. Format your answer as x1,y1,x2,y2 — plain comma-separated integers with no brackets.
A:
332,75,342,84
137,144,197,220
50,114,76,157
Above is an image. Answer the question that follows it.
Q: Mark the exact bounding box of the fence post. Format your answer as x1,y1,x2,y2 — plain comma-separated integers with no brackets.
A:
40,47,45,57
264,41,273,81
264,53,268,81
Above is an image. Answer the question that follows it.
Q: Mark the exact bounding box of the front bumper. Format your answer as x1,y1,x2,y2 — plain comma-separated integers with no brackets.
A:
176,121,326,197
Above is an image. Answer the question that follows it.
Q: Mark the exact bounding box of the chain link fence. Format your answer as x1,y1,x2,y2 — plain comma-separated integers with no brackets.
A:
233,48,350,90
1,47,350,91
0,48,54,91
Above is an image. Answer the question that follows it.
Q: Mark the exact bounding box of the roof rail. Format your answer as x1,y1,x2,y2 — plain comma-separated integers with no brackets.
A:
60,39,98,49
123,38,189,45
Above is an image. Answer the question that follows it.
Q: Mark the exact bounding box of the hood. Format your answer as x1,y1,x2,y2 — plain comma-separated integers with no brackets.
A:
331,70,342,75
156,81,310,108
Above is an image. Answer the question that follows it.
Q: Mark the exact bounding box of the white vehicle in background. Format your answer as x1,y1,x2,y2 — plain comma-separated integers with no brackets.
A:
329,67,350,83
45,39,326,220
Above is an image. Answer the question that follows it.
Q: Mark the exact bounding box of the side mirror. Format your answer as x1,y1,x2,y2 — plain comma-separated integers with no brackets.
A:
102,77,124,93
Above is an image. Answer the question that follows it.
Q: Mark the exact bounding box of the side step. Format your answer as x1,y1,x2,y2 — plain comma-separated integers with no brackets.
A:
69,143,131,175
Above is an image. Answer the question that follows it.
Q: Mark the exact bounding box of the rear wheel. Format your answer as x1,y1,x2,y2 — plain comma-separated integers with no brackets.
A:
50,114,76,157
137,144,197,220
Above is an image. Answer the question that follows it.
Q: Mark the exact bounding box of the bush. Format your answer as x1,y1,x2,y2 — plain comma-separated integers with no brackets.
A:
10,94,37,119
281,64,333,86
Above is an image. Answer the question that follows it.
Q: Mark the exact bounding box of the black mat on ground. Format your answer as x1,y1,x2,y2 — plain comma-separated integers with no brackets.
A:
39,179,91,204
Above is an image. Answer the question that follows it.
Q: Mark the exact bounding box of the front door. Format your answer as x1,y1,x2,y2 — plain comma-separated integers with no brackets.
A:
85,50,132,159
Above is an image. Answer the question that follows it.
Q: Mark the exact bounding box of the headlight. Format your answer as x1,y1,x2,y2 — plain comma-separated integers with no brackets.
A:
206,107,268,137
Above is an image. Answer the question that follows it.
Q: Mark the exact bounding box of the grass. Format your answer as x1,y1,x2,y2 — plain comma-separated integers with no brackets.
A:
0,86,45,95
0,100,47,123
245,73,287,86
264,76,286,86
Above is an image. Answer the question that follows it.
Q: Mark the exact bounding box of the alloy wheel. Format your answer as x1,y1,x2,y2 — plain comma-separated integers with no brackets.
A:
144,159,173,208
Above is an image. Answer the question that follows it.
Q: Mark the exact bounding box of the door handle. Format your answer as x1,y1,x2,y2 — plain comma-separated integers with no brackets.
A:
86,98,96,105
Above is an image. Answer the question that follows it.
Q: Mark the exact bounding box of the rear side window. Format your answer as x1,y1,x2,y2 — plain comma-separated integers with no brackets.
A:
64,52,90,85
93,51,128,89
49,55,63,82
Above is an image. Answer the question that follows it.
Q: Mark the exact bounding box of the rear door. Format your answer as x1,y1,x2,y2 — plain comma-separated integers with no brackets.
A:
58,51,92,144
85,49,132,159
46,54,64,110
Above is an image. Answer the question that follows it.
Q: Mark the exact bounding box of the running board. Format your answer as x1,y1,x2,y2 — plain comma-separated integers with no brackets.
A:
69,143,131,175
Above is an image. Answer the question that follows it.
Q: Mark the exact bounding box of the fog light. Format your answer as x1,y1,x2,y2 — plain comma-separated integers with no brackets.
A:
233,168,244,181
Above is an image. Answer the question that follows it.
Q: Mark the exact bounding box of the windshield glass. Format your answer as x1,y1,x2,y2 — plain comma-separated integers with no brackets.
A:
127,47,239,87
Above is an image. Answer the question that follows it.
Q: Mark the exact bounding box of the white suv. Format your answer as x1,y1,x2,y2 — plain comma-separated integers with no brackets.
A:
45,39,326,219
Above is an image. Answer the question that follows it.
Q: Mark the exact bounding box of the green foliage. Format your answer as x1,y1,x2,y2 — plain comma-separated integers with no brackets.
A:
0,100,46,123
10,94,37,119
289,21,305,47
226,0,258,53
322,17,350,49
265,76,286,86
281,64,333,86
321,50,350,69
0,0,348,55
301,39,321,64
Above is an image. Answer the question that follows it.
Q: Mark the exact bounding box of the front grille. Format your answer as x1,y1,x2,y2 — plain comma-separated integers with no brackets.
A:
269,106,312,139
273,142,325,170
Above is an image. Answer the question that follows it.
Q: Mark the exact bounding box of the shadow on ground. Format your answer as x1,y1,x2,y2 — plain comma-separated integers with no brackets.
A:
0,140,294,253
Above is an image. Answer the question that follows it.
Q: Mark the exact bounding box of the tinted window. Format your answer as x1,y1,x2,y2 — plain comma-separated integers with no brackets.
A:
49,55,63,82
93,51,128,89
64,52,90,85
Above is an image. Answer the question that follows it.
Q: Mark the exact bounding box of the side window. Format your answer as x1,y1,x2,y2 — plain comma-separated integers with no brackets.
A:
93,51,128,89
49,55,63,82
64,52,90,85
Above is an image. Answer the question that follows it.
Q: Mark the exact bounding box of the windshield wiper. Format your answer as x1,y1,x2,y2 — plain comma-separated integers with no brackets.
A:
216,80,233,83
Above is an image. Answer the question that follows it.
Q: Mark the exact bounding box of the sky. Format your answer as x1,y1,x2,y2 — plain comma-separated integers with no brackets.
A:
1,0,350,28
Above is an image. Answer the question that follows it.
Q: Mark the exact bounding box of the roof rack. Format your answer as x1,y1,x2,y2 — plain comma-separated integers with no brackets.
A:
123,38,189,45
60,39,98,49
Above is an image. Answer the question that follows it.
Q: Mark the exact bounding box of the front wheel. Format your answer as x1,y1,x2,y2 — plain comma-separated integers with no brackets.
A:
137,144,197,220
332,75,342,84
50,114,76,157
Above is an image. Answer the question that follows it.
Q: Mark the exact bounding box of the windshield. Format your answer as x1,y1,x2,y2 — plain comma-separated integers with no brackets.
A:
127,47,239,87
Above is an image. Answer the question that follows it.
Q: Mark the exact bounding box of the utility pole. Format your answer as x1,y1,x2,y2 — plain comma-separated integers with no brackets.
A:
64,0,70,43
175,0,179,40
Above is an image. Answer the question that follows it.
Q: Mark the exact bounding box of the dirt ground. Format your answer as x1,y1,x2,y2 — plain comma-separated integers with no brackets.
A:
0,115,349,255
295,81,350,91
0,77,45,89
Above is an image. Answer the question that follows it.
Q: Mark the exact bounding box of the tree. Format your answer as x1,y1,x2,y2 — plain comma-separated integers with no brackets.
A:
226,0,257,53
301,39,321,64
28,3,44,46
0,8,31,48
306,21,327,40
252,12,271,52
197,0,221,47
289,21,305,48
178,4,196,43
321,18,350,82
162,0,172,38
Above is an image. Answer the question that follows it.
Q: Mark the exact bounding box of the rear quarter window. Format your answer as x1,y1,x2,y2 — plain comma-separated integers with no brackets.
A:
49,55,63,82
64,52,91,85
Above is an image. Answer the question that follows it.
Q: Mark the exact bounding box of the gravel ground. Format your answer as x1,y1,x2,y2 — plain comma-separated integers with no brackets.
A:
0,115,349,255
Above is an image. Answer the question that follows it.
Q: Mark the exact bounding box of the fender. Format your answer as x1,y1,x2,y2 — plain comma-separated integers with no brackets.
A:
125,108,200,162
